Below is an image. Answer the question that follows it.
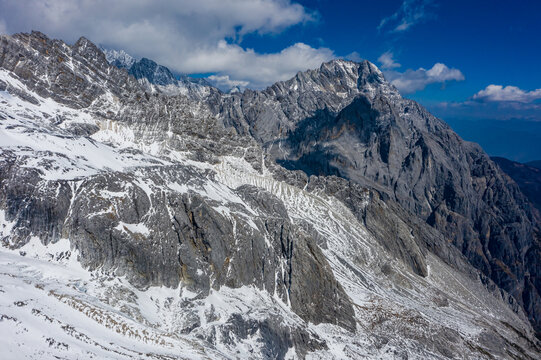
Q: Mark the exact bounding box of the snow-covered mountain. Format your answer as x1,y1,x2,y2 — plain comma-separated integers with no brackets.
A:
1,31,541,359
102,48,216,99
103,48,136,69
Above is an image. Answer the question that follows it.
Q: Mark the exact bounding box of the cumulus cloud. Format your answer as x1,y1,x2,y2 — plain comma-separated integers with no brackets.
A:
0,0,333,88
378,0,435,33
181,41,334,88
377,51,401,69
207,74,249,91
472,85,541,103
384,63,464,93
345,51,362,62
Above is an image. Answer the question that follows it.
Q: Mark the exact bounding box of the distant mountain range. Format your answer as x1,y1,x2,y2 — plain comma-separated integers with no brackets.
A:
492,157,541,217
527,160,541,170
102,47,215,98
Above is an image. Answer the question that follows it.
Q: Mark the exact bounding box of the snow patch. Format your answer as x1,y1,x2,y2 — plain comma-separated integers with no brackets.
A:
115,222,150,236
0,209,16,240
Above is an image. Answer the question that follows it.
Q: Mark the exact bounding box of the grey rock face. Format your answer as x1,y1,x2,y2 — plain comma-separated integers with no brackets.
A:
219,60,396,143
0,149,72,247
0,31,141,109
0,149,354,348
129,57,177,86
113,93,259,164
302,175,428,278
492,156,541,218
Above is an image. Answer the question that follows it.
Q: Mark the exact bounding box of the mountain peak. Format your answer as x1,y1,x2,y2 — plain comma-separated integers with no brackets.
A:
72,35,110,66
264,57,397,104
318,58,384,79
73,35,98,52
128,57,177,86
102,48,135,69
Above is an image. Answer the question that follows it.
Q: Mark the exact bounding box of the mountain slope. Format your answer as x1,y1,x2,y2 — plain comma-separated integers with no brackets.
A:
0,31,540,359
218,60,541,336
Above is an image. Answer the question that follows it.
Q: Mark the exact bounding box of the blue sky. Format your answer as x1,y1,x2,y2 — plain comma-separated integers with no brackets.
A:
1,0,540,161
240,0,540,103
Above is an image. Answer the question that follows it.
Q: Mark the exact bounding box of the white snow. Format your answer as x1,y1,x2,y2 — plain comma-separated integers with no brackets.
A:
115,222,150,236
0,244,220,359
0,70,169,180
0,209,16,240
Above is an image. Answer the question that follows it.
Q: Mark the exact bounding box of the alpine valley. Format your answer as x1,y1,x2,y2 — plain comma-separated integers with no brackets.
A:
1,31,540,359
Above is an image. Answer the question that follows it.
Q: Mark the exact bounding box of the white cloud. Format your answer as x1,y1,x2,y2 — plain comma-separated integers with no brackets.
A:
425,63,464,82
191,41,334,89
345,51,362,62
377,51,401,69
378,0,435,33
472,85,541,103
0,0,333,88
384,63,464,93
207,75,249,91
